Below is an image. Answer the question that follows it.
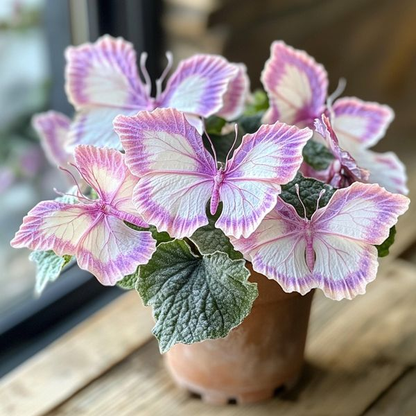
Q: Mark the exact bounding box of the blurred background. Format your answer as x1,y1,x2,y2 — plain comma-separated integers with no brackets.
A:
0,0,415,374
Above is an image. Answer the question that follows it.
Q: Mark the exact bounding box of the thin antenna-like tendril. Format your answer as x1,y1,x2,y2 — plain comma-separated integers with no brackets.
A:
156,51,173,100
327,78,346,121
203,128,218,168
315,189,326,212
225,124,239,167
295,184,308,219
59,165,92,203
140,52,152,96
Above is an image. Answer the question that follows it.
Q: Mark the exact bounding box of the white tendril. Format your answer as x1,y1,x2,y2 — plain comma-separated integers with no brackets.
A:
156,51,173,100
140,52,152,96
326,78,346,122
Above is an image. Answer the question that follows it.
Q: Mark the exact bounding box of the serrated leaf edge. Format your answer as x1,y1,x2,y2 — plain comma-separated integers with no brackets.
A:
137,240,257,353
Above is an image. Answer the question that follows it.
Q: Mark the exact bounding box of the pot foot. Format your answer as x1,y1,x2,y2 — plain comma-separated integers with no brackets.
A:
186,376,301,405
191,389,276,405
172,367,302,405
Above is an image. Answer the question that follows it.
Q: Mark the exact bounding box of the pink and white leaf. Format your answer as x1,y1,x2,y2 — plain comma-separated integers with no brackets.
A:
314,115,369,186
353,149,409,195
65,35,150,110
114,108,217,177
332,97,394,149
311,235,379,300
32,111,71,166
73,145,147,227
66,106,138,151
114,108,217,238
76,215,155,285
11,146,155,285
216,63,250,120
11,202,93,256
310,182,409,299
230,198,312,294
159,54,238,117
261,41,328,125
219,122,312,237
232,183,409,300
312,182,409,245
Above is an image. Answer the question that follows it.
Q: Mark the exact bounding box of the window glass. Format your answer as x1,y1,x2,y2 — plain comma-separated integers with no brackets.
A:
0,0,68,316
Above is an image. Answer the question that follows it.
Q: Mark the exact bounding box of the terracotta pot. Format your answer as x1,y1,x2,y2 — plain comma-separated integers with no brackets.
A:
165,264,314,405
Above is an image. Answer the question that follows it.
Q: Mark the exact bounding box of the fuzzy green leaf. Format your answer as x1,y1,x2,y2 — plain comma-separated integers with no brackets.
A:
30,251,72,295
125,223,172,245
302,140,334,171
244,89,269,115
237,113,264,134
205,116,226,135
190,215,243,260
376,226,396,257
280,173,336,219
137,240,258,353
117,270,139,290
118,224,172,290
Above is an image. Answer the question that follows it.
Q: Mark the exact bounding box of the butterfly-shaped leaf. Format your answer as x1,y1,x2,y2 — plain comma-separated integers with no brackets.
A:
11,146,156,285
65,35,243,149
261,41,407,194
114,108,312,239
261,41,328,126
231,182,409,300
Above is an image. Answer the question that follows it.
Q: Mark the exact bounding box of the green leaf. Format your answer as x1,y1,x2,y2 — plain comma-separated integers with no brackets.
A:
125,223,172,245
205,116,226,135
118,224,172,290
280,173,336,219
137,240,258,353
237,113,264,134
244,89,269,115
117,270,139,290
302,140,334,171
190,214,243,260
29,251,72,295
148,226,173,245
376,226,396,257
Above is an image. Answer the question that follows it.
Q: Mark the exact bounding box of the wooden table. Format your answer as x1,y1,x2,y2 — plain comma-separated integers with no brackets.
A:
1,176,416,416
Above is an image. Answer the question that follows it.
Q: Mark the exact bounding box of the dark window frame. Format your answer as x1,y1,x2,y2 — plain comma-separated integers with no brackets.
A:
0,0,162,377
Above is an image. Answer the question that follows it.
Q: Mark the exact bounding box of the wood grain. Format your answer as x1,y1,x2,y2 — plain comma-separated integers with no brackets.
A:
1,170,413,415
46,260,416,416
0,292,154,416
363,367,416,416
2,168,413,416
387,167,416,262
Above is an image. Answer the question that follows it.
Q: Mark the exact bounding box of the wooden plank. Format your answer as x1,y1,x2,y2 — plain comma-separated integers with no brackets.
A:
0,292,154,416
363,367,416,416
386,166,416,262
48,259,416,416
164,0,221,14
163,5,209,38
1,185,413,416
1,164,414,416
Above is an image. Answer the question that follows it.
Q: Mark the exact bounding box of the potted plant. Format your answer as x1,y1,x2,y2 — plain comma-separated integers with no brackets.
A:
11,36,410,405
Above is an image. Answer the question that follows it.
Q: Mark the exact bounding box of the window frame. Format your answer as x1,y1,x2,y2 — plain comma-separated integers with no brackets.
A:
0,0,162,376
